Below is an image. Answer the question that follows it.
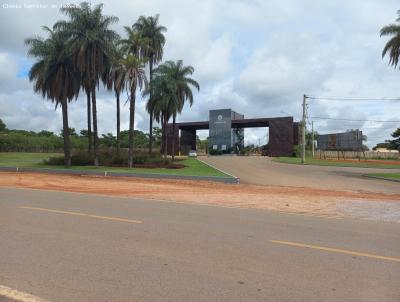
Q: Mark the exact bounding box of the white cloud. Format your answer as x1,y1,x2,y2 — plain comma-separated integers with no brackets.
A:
0,53,18,82
196,35,234,82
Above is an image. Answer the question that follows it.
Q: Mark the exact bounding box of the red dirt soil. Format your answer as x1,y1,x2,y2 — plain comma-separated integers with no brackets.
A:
1,172,399,218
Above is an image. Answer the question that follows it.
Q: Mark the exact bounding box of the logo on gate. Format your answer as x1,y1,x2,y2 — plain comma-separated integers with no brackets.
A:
217,115,223,120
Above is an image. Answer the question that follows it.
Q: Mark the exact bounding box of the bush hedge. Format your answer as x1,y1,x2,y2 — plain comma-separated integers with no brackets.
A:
44,149,167,167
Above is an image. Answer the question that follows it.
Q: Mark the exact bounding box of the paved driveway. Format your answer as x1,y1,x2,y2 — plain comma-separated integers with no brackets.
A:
200,156,400,194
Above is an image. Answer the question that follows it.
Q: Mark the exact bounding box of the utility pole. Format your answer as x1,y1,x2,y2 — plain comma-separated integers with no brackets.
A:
301,94,307,164
311,120,314,158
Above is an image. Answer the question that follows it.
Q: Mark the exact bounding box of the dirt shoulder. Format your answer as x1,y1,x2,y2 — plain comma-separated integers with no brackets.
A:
1,172,399,221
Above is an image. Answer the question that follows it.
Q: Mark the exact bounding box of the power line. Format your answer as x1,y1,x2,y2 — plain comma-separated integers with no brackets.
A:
306,96,400,102
311,116,400,123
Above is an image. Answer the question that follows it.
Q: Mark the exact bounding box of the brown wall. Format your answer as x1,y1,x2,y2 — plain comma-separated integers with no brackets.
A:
268,117,294,157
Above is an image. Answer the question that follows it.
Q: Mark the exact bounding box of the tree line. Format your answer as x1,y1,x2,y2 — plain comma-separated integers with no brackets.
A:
25,2,199,167
0,118,162,152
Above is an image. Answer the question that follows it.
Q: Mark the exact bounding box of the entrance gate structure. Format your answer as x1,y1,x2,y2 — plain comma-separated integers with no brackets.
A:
165,109,298,157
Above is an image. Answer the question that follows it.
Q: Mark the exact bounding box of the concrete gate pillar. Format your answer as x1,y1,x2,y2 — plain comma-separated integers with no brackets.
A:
180,128,196,155
269,117,294,157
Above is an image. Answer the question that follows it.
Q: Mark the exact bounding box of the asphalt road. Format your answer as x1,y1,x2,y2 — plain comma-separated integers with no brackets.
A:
1,187,400,302
200,156,400,194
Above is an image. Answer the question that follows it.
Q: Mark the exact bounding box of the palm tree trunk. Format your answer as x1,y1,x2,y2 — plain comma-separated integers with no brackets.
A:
149,110,153,154
116,91,120,154
128,87,136,168
86,90,92,153
61,100,71,168
160,119,164,155
91,86,99,167
148,60,153,155
163,114,168,161
172,114,176,161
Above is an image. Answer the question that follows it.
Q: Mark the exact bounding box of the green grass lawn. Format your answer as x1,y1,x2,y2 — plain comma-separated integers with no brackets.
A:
0,152,62,166
0,152,229,178
273,157,400,169
366,173,400,181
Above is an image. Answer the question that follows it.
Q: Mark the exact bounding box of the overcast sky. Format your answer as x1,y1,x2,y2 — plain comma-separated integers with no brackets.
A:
0,0,399,147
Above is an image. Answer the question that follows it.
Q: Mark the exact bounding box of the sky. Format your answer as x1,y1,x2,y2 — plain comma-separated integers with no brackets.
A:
0,0,399,148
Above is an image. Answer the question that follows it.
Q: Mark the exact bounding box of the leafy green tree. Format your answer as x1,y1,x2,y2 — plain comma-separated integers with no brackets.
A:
373,128,400,150
38,130,54,137
381,10,400,68
80,129,88,137
119,129,149,149
388,128,400,150
0,118,6,131
133,15,167,154
100,133,117,147
60,128,77,137
55,2,119,166
26,26,80,167
152,127,162,148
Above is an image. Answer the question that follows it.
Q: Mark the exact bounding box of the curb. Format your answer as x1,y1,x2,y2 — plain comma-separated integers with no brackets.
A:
364,175,400,183
0,166,238,184
197,157,240,184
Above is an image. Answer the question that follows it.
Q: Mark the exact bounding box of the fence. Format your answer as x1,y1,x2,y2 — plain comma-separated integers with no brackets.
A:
315,150,399,160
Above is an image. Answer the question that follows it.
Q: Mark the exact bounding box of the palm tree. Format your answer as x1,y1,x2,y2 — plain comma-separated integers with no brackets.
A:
107,46,125,154
133,15,167,154
55,2,119,166
153,60,200,159
116,55,147,168
82,74,92,152
26,27,81,167
145,75,175,160
381,10,400,68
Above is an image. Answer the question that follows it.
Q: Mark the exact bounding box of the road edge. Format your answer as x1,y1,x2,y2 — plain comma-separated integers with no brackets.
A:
197,157,240,183
364,175,400,183
0,166,238,184
0,285,51,302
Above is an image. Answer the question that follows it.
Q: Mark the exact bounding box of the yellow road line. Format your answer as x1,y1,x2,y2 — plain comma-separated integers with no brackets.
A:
20,206,142,224
270,240,400,263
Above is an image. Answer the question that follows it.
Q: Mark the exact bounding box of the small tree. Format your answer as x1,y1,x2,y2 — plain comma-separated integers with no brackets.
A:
0,118,7,132
388,128,400,150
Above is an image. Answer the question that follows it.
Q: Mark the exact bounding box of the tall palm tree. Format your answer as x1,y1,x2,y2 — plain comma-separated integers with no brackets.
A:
381,10,400,68
145,75,175,160
26,27,81,167
107,46,125,154
116,55,147,168
153,60,200,159
133,15,167,154
55,2,119,166
83,74,92,152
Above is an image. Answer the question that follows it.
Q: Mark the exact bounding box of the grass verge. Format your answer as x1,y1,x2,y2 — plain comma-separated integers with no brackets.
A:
366,173,400,181
0,152,230,177
273,157,400,169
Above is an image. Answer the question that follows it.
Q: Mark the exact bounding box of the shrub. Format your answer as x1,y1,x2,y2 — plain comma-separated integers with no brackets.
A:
44,148,168,167
292,145,300,157
44,156,65,165
44,150,93,166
